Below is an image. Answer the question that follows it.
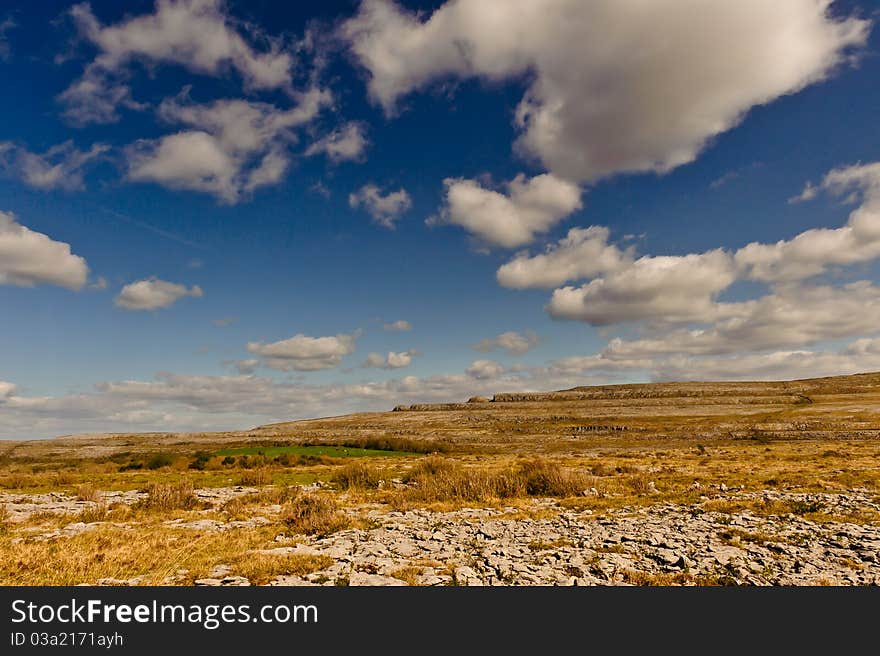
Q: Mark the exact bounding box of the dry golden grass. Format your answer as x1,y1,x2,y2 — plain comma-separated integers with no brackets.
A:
231,553,333,585
134,481,199,512
0,523,282,585
236,469,273,486
332,462,384,490
74,483,101,502
281,493,349,536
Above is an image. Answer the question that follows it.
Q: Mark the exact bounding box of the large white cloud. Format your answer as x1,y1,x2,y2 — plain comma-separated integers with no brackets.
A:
737,162,880,282
434,173,582,247
115,277,203,310
342,0,868,182
349,183,411,228
125,88,331,202
61,0,295,124
497,226,633,289
247,333,358,371
0,211,89,290
547,250,738,325
0,140,108,191
601,282,880,359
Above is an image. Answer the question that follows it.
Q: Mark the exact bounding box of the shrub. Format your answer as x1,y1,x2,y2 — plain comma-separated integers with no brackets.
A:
188,451,212,470
221,456,237,466
236,469,272,486
281,494,349,536
518,459,588,497
146,453,174,470
332,462,383,490
74,483,101,502
136,481,199,511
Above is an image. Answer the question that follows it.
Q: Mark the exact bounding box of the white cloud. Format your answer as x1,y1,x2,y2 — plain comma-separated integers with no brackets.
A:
737,162,880,282
547,250,738,326
342,0,867,183
363,349,418,369
601,282,880,359
474,331,540,356
497,226,633,289
0,211,89,290
61,0,295,123
247,333,357,371
341,0,870,180
466,359,505,379
305,122,369,162
434,173,582,247
0,17,17,60
232,359,259,375
0,381,17,398
0,140,108,191
115,277,203,310
126,88,332,202
349,184,411,228
653,339,880,382
383,320,411,332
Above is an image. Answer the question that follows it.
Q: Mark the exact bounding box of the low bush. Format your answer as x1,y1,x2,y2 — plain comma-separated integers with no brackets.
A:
281,494,348,536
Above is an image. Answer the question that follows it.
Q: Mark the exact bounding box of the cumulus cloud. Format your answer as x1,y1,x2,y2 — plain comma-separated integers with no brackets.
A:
653,340,880,382
342,0,868,183
126,88,332,202
61,0,295,124
433,173,582,247
247,333,357,371
601,282,880,359
305,122,369,162
466,359,505,379
497,226,633,289
547,250,738,326
383,320,411,332
474,331,540,356
737,162,880,282
115,277,203,310
363,349,418,369
0,140,108,191
348,183,411,228
0,211,89,290
232,359,259,375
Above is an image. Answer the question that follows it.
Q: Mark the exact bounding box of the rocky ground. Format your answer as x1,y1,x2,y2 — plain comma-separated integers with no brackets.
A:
3,486,878,586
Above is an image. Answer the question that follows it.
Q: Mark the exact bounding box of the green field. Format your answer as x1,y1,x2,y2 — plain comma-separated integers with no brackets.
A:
215,444,419,458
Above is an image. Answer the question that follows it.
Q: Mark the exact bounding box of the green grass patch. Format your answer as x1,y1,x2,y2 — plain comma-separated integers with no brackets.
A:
215,445,419,459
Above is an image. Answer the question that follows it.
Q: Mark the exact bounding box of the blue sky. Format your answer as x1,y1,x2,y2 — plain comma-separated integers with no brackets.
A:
1,0,880,438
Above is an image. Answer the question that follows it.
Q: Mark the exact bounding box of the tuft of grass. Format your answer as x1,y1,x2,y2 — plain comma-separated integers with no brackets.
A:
332,462,384,490
0,503,9,534
236,469,273,486
77,504,109,523
518,459,590,497
396,457,590,505
74,483,101,503
232,553,333,585
135,482,199,512
281,493,349,536
222,486,300,517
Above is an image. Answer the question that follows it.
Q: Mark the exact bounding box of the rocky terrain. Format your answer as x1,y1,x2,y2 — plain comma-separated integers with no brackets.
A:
3,485,878,586
2,372,879,586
